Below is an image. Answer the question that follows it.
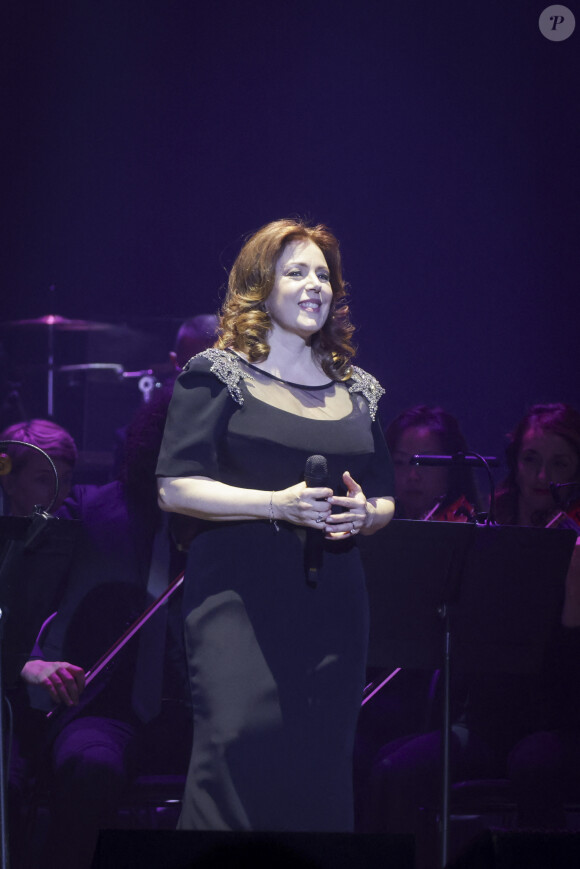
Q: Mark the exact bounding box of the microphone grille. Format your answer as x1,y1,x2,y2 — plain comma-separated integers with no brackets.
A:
305,454,328,487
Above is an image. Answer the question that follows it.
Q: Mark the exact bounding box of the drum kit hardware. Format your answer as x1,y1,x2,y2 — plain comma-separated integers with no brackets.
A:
57,364,170,403
56,363,171,379
57,363,125,377
4,315,115,332
0,315,169,415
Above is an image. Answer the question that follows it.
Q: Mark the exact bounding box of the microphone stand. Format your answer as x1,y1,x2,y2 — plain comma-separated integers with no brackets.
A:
412,451,500,525
411,450,499,867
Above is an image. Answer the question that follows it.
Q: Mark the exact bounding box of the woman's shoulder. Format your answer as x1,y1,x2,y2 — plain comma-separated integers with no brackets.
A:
178,348,247,406
345,365,385,421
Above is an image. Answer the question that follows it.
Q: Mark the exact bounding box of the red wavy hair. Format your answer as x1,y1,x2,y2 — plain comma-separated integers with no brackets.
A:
216,218,356,380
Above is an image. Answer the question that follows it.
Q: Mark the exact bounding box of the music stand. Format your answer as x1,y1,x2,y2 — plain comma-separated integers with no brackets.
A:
0,514,78,869
360,519,577,868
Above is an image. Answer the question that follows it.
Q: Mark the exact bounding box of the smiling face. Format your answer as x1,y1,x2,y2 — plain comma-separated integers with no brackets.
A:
516,424,579,522
265,239,333,343
392,426,450,519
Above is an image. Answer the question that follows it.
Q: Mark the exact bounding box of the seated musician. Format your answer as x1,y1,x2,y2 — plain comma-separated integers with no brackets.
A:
361,402,580,867
495,403,580,828
8,390,191,869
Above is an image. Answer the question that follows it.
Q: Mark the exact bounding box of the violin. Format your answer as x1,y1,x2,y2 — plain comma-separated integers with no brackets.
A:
422,494,477,523
544,497,580,536
45,570,185,735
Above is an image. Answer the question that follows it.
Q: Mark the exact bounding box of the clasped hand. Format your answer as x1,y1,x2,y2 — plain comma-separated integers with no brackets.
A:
274,470,367,538
21,659,86,706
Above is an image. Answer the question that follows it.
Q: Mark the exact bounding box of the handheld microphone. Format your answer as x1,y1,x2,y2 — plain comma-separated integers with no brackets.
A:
305,454,328,488
304,455,328,587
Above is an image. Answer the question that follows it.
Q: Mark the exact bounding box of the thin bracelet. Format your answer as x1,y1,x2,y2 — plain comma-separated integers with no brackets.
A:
269,491,280,532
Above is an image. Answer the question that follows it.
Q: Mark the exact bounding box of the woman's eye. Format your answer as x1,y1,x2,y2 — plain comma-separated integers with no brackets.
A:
287,270,301,277
318,273,330,282
554,458,571,469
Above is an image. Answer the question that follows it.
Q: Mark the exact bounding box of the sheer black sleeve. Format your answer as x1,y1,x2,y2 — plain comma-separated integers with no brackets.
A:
364,414,395,499
156,356,235,480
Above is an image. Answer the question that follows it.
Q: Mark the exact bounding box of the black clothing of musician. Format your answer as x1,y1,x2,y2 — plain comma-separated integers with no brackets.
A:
156,347,394,831
9,480,190,869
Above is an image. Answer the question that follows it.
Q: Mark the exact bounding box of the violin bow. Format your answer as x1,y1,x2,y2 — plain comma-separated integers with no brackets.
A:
46,568,185,719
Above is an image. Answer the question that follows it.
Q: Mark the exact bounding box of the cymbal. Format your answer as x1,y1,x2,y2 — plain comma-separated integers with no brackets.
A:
1,314,115,331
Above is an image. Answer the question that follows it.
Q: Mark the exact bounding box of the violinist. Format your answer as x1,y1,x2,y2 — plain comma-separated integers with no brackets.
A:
8,390,192,869
495,402,580,827
362,402,580,864
495,402,580,528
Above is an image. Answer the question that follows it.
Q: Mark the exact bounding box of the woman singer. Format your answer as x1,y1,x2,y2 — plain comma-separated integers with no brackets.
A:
156,218,395,832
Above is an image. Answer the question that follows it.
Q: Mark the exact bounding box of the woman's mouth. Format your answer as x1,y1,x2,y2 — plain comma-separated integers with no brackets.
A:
298,300,321,313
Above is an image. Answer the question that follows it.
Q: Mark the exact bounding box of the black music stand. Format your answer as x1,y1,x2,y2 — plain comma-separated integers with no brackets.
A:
359,519,577,869
0,514,78,869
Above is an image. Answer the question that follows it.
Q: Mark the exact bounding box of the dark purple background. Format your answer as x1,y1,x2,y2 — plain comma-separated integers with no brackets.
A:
2,1,578,467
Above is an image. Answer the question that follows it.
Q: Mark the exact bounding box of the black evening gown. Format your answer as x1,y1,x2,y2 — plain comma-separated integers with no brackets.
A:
156,349,394,832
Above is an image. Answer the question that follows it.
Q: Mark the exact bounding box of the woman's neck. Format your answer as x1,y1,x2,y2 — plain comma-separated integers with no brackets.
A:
249,333,328,385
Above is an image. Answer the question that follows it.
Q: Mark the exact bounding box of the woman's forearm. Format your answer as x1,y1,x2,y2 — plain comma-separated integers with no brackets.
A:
158,476,272,522
158,476,394,532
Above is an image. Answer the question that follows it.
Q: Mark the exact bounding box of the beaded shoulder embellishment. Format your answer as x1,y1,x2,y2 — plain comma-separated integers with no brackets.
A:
348,366,385,421
185,348,252,406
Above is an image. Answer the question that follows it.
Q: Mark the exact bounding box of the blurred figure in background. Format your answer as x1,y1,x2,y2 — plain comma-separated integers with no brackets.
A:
495,402,580,529
0,418,77,516
386,404,479,521
169,314,219,371
112,314,218,478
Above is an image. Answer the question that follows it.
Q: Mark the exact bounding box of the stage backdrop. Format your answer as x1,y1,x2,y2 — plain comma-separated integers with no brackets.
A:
2,1,578,469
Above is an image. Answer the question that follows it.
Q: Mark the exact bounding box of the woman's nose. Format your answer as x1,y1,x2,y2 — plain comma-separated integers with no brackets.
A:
305,272,322,293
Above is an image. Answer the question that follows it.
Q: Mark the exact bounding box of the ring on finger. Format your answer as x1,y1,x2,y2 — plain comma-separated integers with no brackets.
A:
350,522,356,534
316,513,324,523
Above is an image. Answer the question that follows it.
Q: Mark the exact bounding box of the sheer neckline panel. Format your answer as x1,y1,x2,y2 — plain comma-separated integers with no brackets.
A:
231,355,357,421
232,352,334,390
